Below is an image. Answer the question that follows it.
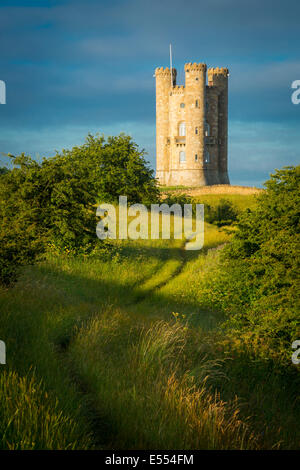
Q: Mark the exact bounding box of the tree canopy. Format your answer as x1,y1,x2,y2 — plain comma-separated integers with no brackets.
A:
0,133,159,285
220,166,300,358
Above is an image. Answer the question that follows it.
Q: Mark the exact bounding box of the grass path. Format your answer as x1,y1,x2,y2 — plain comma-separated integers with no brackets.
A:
55,232,237,449
1,200,298,449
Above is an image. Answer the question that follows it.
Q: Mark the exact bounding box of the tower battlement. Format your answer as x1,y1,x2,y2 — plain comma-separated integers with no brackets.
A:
207,67,229,76
155,66,170,74
171,85,185,94
155,60,230,187
184,62,207,72
155,67,177,77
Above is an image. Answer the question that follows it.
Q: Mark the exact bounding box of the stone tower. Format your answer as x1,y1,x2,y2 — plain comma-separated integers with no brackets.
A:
155,62,230,186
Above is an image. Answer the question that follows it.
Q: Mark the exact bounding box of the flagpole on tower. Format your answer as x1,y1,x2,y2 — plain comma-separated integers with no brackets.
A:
169,44,173,88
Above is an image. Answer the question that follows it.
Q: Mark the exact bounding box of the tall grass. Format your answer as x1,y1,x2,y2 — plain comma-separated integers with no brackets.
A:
0,369,92,449
69,314,258,449
0,229,182,449
153,247,300,449
1,194,299,449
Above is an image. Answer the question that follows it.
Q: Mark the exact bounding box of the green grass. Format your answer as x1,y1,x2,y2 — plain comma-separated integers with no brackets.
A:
191,193,258,212
0,370,91,450
0,196,299,449
68,314,258,449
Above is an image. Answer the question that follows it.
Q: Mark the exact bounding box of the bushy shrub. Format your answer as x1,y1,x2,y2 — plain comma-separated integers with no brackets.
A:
0,231,42,286
0,134,159,285
205,198,239,226
0,167,9,176
90,133,159,204
162,193,239,227
0,152,97,285
211,166,300,361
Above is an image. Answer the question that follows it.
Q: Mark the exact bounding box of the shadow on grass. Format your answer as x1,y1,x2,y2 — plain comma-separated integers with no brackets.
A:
2,250,299,449
33,244,222,333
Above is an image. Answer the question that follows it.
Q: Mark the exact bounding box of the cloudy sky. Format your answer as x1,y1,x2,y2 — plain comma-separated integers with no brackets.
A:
0,0,299,187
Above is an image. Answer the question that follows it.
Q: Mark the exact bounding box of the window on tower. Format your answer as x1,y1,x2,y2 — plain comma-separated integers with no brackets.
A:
180,102,185,108
195,99,199,107
195,154,198,161
195,127,198,135
179,151,186,163
205,122,210,136
179,122,186,136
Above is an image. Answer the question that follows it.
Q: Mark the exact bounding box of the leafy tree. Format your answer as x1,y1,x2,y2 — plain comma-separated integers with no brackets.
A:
0,167,9,176
59,133,159,204
206,199,238,227
219,166,300,359
0,134,159,285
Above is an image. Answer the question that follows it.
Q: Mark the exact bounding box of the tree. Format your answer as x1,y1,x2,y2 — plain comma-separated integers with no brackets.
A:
0,167,9,176
59,133,159,205
220,166,300,358
206,199,238,227
0,133,159,285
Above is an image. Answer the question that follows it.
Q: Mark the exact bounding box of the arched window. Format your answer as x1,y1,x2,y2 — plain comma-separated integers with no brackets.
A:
179,151,186,162
204,150,210,163
178,122,186,137
205,122,210,136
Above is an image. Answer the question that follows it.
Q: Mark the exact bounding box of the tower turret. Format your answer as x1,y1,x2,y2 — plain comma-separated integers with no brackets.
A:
155,67,176,185
207,67,230,184
184,63,206,178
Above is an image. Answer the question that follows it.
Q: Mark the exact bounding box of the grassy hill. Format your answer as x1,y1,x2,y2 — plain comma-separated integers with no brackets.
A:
0,190,299,450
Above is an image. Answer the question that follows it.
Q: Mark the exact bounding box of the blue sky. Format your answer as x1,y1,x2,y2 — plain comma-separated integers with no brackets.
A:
0,0,299,187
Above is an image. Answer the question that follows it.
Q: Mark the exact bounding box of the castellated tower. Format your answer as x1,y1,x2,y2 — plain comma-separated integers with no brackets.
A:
155,62,230,186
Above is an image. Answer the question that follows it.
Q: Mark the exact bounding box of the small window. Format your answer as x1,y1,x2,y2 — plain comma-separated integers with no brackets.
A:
195,127,198,135
195,77,199,81
195,154,198,161
179,151,186,163
205,122,210,137
204,150,210,163
195,99,199,107
179,122,186,137
180,103,185,108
